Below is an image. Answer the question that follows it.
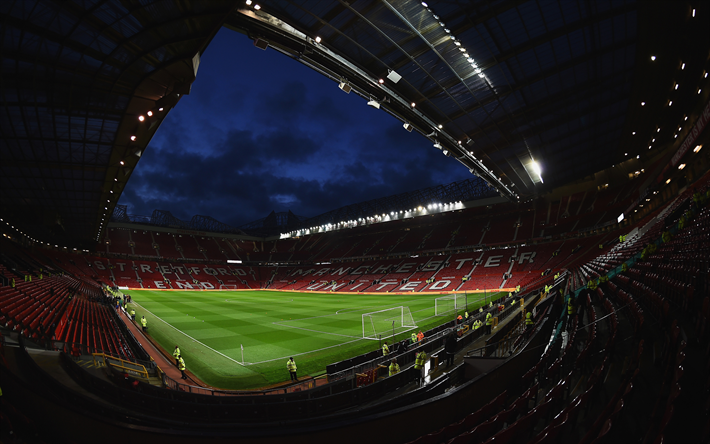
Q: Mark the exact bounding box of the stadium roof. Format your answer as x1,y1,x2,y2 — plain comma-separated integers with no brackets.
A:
2,0,709,248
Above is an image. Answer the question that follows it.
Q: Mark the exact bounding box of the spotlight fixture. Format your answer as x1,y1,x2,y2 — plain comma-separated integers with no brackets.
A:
403,123,413,132
338,82,351,93
315,36,321,43
386,70,402,83
367,99,381,109
443,150,450,156
433,141,442,149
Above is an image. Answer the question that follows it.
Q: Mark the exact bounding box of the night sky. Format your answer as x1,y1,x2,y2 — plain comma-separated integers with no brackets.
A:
118,28,472,228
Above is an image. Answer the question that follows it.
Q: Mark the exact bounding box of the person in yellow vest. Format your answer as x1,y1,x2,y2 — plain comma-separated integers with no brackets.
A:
588,280,597,291
411,332,417,344
621,262,628,273
464,311,469,320
178,356,187,380
130,308,135,321
485,312,493,334
414,349,428,385
11,278,14,288
516,285,521,293
525,311,534,327
382,341,389,356
389,358,400,376
567,295,576,330
287,357,297,381
173,345,181,366
140,316,147,332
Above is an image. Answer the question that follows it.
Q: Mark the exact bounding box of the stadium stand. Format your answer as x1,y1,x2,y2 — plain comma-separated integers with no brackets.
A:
153,232,183,261
2,1,709,443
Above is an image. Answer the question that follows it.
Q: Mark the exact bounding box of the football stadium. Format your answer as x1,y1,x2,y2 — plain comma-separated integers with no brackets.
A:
1,1,709,443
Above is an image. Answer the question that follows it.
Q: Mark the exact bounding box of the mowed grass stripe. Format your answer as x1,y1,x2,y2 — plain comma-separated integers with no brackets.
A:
127,289,506,389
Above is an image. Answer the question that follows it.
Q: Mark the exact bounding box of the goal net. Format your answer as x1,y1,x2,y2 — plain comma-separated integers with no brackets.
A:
435,294,468,316
362,306,417,340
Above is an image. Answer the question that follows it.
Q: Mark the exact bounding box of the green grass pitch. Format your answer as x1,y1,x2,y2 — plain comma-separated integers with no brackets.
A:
126,289,506,390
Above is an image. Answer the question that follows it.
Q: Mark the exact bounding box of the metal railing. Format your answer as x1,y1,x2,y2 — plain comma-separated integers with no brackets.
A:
92,352,149,379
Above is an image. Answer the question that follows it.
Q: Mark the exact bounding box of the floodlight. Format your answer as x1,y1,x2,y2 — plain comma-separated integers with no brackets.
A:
386,70,402,83
433,141,442,149
403,123,413,132
367,99,381,109
338,82,351,93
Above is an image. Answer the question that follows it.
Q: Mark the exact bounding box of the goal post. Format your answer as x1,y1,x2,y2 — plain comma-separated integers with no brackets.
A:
435,293,468,316
362,306,417,340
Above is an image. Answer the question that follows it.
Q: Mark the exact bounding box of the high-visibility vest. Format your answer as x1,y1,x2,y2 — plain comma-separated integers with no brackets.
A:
178,358,185,371
173,347,181,358
417,332,424,342
287,359,297,372
411,333,417,343
141,317,147,327
382,344,389,355
414,352,427,370
486,313,493,325
526,312,533,326
568,299,576,315
464,312,469,319
389,362,400,376
131,310,135,316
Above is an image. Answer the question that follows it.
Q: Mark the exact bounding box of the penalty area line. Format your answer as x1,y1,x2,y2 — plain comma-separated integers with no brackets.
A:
246,336,364,366
271,321,362,339
132,301,248,367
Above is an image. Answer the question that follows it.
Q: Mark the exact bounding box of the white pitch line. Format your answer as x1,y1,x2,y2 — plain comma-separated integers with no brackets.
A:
246,337,365,365
132,301,248,367
271,321,362,339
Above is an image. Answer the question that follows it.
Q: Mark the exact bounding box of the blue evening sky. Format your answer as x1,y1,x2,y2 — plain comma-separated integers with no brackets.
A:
118,28,472,227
